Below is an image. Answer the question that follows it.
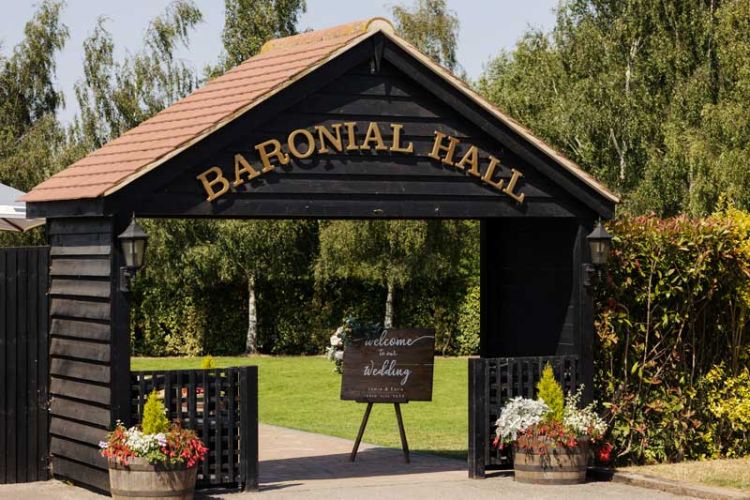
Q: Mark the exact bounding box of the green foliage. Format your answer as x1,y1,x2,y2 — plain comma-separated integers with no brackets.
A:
316,220,475,333
699,363,750,458
74,0,202,149
536,363,564,423
477,0,750,216
218,0,306,71
200,355,216,369
391,0,460,72
141,391,170,434
594,211,750,464
455,285,480,355
0,0,68,140
0,0,71,209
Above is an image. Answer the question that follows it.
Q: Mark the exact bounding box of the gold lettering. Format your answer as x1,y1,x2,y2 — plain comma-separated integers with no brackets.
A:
197,166,230,202
343,122,359,151
428,131,460,166
255,139,290,172
503,168,526,203
481,155,505,191
288,128,316,159
233,153,260,187
455,145,480,176
389,123,414,153
360,122,388,151
316,124,344,153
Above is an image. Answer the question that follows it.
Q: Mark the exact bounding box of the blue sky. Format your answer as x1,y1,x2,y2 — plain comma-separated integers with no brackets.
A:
1,1,558,124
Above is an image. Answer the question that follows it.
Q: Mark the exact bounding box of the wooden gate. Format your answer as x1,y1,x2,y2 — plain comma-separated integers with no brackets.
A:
131,366,259,491
468,355,580,478
0,246,50,484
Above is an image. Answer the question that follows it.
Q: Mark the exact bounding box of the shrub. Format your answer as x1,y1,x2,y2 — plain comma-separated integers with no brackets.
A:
594,211,750,464
536,363,564,423
200,355,216,369
141,391,169,435
456,285,480,355
699,363,750,457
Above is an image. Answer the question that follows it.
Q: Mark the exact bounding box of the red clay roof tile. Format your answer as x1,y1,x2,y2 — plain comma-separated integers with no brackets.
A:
23,19,378,203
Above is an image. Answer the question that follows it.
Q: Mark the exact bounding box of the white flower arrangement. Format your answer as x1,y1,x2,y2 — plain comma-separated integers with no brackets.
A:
494,396,549,443
494,386,608,449
563,386,607,439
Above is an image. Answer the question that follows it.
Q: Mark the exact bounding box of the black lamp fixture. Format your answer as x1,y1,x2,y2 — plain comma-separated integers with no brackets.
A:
583,220,613,288
118,214,149,293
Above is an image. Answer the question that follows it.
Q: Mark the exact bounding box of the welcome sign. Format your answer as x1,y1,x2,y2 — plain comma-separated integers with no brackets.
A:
341,328,435,402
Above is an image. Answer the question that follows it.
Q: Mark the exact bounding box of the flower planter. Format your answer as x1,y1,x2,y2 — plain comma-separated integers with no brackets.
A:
108,457,198,500
513,440,589,485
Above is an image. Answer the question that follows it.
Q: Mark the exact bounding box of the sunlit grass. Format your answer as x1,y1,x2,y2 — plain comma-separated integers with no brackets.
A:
132,355,468,460
623,457,750,491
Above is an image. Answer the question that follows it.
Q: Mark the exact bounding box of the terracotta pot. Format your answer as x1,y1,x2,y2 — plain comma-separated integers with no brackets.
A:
108,457,198,500
513,440,589,485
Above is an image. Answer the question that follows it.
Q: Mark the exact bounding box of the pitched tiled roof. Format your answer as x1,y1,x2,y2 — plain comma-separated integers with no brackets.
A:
23,18,391,203
24,17,618,205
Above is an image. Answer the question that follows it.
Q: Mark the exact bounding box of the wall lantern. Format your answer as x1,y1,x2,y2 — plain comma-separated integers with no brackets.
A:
583,220,613,288
118,215,149,293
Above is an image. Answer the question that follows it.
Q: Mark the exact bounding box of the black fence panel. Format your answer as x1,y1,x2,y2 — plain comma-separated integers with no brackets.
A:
468,355,579,478
131,366,258,491
0,247,50,484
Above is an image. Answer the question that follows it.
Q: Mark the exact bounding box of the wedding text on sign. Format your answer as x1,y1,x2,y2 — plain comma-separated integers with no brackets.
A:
196,121,526,203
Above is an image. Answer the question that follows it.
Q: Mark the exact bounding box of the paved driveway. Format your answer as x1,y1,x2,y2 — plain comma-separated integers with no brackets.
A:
0,424,697,499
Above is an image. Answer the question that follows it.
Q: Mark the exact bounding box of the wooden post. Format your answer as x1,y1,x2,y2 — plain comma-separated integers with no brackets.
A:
577,221,596,404
111,214,133,428
239,366,259,491
468,358,486,478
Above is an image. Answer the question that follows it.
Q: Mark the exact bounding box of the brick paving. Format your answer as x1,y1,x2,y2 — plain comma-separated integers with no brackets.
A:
0,424,699,499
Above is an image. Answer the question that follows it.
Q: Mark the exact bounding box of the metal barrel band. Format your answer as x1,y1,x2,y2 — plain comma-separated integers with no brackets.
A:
514,463,587,473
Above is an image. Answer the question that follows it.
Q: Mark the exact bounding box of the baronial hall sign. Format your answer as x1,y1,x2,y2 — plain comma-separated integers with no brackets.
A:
195,121,527,204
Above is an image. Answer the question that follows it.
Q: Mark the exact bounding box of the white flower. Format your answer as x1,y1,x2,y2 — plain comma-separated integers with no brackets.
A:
124,428,166,455
494,397,549,442
330,334,343,347
563,386,607,438
334,350,344,361
98,441,108,449
335,326,344,336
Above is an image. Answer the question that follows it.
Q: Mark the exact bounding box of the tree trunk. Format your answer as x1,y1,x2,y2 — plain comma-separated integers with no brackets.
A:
246,272,257,354
384,279,394,329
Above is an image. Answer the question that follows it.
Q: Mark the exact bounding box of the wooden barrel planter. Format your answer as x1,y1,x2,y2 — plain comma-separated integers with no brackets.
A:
513,441,589,485
108,458,198,500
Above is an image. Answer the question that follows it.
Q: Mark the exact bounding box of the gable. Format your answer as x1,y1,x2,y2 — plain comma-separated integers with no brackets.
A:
26,27,616,220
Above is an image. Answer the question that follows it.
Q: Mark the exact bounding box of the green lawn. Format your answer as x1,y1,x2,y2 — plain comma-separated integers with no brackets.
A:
623,457,750,491
132,356,468,460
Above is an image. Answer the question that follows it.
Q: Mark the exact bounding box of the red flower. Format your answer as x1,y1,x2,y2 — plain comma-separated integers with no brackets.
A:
596,442,613,464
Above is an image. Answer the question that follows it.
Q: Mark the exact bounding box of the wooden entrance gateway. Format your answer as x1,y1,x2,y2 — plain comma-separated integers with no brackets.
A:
20,18,617,493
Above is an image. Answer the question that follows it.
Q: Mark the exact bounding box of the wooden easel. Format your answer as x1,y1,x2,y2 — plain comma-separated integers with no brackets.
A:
349,402,410,463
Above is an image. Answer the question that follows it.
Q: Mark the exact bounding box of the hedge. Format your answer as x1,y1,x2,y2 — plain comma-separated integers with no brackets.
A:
594,210,750,463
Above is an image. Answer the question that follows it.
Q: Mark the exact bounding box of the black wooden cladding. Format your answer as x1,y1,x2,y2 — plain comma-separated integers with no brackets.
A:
132,60,576,220
467,355,579,479
480,218,580,359
46,217,116,492
131,367,259,491
0,247,50,484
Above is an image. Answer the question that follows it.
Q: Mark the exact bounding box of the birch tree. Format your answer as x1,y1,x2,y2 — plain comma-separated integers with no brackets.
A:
315,220,468,329
213,220,316,353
